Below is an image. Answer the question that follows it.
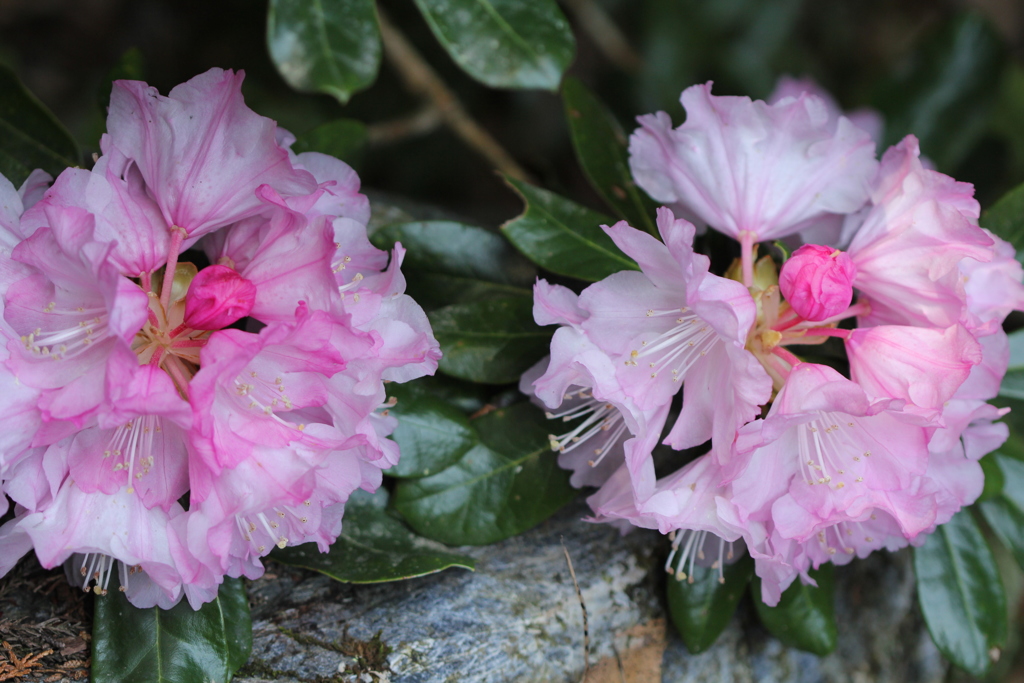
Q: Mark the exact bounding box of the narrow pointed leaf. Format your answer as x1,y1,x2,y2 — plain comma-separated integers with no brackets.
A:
271,489,474,582
562,77,658,233
667,554,753,653
981,181,1024,254
0,63,80,186
92,577,251,683
267,0,381,105
384,381,479,478
293,118,368,167
393,401,576,544
981,453,1024,570
502,177,638,281
428,296,552,384
753,565,837,656
914,509,1007,677
411,0,574,91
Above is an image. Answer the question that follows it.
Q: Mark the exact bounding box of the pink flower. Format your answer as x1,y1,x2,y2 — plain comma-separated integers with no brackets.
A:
577,209,771,464
105,68,316,242
0,70,439,609
629,82,877,246
768,75,884,145
778,244,856,321
729,364,933,542
844,324,981,417
846,136,993,328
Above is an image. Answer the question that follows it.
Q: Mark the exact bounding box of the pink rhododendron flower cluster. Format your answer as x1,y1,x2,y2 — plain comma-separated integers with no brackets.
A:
0,68,440,609
524,80,1024,604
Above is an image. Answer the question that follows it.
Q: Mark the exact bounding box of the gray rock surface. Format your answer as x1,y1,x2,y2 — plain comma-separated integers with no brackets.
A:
237,501,949,683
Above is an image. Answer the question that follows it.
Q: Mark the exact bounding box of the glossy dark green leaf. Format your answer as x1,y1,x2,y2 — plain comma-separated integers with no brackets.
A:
384,382,478,478
372,221,535,310
0,63,80,186
271,489,475,582
753,565,836,656
292,118,368,167
92,577,251,683
385,374,491,416
393,401,576,545
981,181,1024,254
914,509,1007,676
428,296,551,384
874,12,1006,171
502,177,637,281
372,220,536,287
411,0,574,91
267,0,381,105
97,47,145,113
980,453,1024,570
667,553,753,653
562,77,658,233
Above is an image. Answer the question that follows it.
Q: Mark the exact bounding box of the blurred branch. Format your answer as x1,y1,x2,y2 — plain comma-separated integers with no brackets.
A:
377,10,534,183
367,104,443,145
562,0,642,73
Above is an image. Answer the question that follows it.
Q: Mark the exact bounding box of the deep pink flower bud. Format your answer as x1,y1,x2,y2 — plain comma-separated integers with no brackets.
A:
778,244,856,321
183,265,257,330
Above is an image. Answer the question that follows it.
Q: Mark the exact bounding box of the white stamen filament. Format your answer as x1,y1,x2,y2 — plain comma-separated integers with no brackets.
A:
22,314,111,361
626,309,718,382
665,530,731,585
545,393,628,465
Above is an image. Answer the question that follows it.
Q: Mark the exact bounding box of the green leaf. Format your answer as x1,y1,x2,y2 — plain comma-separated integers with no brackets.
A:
562,77,658,233
667,554,753,654
411,0,575,91
874,12,1006,171
393,401,576,544
271,488,475,582
385,374,492,416
97,47,145,113
1009,328,1024,371
371,221,536,309
914,509,1007,676
92,577,252,683
979,452,1007,502
373,221,535,287
980,453,1024,570
267,0,381,105
384,381,479,478
753,565,837,656
292,118,368,167
0,63,80,186
428,296,551,384
981,181,1024,254
502,177,638,281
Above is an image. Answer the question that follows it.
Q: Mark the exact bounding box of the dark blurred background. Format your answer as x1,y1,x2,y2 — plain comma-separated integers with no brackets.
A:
2,0,1024,231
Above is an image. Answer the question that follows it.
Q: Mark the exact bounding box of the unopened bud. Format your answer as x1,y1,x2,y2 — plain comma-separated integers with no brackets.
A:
183,265,257,330
778,244,856,321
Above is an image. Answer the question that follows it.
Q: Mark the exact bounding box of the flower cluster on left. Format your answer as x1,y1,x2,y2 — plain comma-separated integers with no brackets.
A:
0,68,440,609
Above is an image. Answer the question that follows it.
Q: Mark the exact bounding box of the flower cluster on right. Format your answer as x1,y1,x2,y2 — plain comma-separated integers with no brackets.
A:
523,80,1024,604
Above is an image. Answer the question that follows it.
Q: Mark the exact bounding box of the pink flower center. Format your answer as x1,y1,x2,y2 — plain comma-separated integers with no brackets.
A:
132,269,212,395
